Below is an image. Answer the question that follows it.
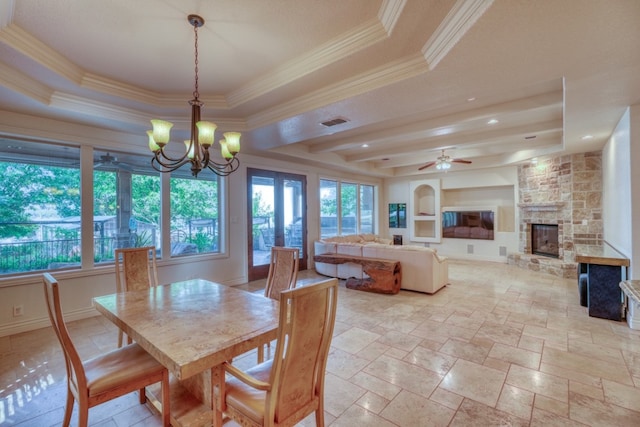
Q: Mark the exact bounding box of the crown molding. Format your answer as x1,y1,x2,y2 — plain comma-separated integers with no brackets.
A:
228,0,406,108
0,61,52,104
422,0,494,70
0,0,14,29
227,18,388,108
378,0,407,34
80,73,230,110
0,23,84,84
50,92,150,125
247,54,428,129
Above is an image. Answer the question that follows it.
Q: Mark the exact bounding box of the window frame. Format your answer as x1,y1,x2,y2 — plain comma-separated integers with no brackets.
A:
319,177,378,237
0,139,231,278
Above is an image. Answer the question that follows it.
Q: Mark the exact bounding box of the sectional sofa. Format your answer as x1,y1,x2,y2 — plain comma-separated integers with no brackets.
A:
313,234,449,294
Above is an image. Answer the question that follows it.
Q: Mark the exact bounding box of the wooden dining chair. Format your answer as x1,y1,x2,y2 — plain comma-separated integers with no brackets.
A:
217,278,338,427
114,246,158,347
258,246,299,362
264,246,299,301
42,273,170,427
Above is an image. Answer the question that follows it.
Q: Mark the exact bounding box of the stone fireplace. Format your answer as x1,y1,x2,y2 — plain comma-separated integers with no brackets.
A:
507,152,603,278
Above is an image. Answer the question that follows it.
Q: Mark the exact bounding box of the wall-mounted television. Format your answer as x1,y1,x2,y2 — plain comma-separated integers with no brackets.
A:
442,210,495,240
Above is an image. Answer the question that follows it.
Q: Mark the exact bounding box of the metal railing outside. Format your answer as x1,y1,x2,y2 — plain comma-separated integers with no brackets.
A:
0,237,116,274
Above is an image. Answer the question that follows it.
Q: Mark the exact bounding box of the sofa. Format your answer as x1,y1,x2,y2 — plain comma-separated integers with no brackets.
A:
314,234,449,294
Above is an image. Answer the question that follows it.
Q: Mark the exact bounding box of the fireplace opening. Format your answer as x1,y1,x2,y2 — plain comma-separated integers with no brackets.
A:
531,224,559,258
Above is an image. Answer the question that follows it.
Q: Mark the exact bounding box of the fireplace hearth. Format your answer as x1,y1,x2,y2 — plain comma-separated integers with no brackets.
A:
531,224,559,258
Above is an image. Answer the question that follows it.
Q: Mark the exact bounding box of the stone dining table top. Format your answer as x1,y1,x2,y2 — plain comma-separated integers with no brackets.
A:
93,279,279,380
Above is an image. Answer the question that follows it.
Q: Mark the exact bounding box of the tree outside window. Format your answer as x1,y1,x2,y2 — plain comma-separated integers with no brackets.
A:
0,141,225,275
319,179,376,237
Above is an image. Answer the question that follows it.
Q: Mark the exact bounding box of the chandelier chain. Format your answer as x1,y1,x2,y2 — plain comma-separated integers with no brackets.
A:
193,23,199,99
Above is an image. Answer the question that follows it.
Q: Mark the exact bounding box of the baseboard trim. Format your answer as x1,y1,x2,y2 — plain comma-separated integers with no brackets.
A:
0,307,99,338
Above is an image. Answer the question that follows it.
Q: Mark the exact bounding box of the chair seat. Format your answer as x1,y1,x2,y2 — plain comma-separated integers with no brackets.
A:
84,343,165,397
225,360,273,424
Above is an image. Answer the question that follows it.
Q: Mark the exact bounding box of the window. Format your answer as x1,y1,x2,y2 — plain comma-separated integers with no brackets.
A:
0,139,226,276
170,174,220,256
93,149,161,263
340,182,357,235
360,184,374,234
319,178,376,237
0,141,81,274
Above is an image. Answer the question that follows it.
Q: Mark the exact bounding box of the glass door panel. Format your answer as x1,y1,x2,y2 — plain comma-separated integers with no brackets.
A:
248,168,306,280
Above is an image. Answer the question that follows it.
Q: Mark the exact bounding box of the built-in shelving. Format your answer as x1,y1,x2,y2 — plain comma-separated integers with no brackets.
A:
409,179,441,242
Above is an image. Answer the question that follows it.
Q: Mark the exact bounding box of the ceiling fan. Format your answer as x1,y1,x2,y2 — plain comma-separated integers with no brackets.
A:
418,149,472,171
94,153,133,171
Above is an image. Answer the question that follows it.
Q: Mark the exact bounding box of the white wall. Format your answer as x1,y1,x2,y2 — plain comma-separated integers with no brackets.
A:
383,166,520,262
602,105,640,278
0,111,382,337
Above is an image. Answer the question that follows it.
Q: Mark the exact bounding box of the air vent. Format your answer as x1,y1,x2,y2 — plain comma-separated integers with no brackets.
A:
320,117,348,127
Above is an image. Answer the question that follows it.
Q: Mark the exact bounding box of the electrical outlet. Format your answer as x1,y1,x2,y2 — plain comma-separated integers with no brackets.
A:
13,305,24,317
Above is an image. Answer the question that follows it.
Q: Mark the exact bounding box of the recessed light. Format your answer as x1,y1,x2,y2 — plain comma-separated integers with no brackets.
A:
361,144,369,148
531,158,538,165
487,119,499,125
467,97,476,102
581,135,593,140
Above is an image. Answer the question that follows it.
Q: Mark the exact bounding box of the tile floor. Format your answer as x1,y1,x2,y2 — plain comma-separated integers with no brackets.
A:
2,259,640,426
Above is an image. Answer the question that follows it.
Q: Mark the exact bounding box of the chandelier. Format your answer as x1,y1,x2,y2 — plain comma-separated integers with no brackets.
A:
146,14,240,178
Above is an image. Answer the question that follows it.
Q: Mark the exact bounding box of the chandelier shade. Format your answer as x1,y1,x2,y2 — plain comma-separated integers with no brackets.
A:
146,14,240,178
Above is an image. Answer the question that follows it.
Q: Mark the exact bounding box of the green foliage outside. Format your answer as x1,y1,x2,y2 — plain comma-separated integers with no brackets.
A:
0,160,220,273
0,162,80,239
171,177,218,252
251,190,273,246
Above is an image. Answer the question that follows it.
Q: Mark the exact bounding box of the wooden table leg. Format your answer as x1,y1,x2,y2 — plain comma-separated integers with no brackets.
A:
211,364,224,427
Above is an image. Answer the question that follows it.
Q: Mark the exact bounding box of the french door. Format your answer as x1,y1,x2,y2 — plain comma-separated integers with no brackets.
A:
247,168,307,280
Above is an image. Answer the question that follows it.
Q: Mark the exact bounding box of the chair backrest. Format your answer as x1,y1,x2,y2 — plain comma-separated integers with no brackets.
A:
114,246,158,293
42,273,87,395
267,278,338,424
264,246,299,301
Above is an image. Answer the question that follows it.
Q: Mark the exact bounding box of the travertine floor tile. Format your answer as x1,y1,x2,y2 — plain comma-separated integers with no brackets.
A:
330,405,396,427
379,389,455,426
569,391,640,426
349,371,401,401
439,337,491,364
363,354,442,398
440,358,506,407
355,390,389,414
475,322,523,347
602,379,640,412
449,399,529,426
488,342,541,369
542,346,634,385
376,329,422,352
497,383,534,420
506,364,569,402
530,407,584,426
5,260,640,426
331,327,380,354
403,345,457,376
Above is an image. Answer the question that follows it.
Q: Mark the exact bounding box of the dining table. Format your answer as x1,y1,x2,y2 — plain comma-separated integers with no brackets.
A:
92,278,279,427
